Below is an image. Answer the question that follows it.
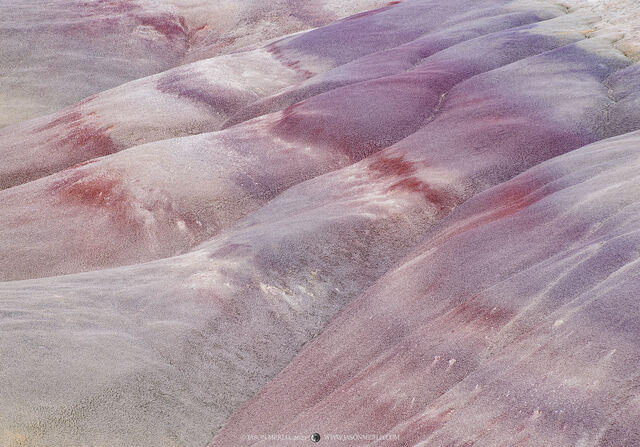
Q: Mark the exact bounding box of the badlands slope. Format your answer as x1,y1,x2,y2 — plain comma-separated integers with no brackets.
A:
0,0,390,127
2,0,640,446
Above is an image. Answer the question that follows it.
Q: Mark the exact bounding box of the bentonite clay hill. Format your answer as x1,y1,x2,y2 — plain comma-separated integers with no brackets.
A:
2,0,640,446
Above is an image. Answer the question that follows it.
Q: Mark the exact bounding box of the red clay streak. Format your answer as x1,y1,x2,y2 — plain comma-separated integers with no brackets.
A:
35,102,117,159
267,46,314,79
56,125,117,158
388,177,457,211
49,171,125,208
136,14,187,41
442,294,515,336
47,169,141,234
369,154,458,210
428,173,558,247
36,111,82,132
369,154,417,177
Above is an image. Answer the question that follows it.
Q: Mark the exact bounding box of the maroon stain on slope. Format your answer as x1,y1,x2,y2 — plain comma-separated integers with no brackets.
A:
57,125,116,158
369,154,458,212
156,69,246,115
49,168,125,207
443,293,515,333
270,73,447,161
369,153,417,177
136,13,188,41
267,46,314,79
388,178,457,212
271,101,379,161
59,2,188,46
47,166,208,244
428,172,559,248
47,168,140,234
35,104,118,159
36,111,83,132
186,23,216,49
